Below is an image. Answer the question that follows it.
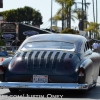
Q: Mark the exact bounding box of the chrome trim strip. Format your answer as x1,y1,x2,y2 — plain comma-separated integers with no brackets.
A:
57,52,64,62
31,51,38,68
50,52,56,69
19,52,25,57
0,82,88,90
51,52,60,69
44,51,53,68
38,51,44,68
28,51,33,68
39,51,46,68
44,51,51,68
25,52,31,60
25,52,31,68
34,51,40,68
60,53,66,62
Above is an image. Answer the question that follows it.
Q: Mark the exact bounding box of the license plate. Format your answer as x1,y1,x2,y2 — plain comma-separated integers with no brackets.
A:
33,75,48,83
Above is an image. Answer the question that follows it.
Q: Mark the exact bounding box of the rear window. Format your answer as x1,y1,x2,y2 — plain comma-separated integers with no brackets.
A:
21,41,75,50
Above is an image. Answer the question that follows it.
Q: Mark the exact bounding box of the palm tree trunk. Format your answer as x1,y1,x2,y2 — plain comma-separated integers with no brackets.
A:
81,0,84,31
96,0,98,38
92,0,96,38
84,0,87,29
69,6,71,28
62,3,64,30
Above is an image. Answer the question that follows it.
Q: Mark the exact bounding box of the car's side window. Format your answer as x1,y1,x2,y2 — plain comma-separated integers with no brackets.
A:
84,43,87,52
87,42,90,49
84,42,90,52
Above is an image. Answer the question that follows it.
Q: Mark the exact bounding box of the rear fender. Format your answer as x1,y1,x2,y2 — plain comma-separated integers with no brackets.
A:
0,57,12,66
79,59,93,84
0,57,12,81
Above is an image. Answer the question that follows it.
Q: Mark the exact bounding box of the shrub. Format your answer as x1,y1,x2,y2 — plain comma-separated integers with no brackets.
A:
60,28,79,34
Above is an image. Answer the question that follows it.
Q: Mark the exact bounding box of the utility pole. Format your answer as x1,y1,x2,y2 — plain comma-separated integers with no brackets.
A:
51,0,53,32
62,3,64,30
84,0,87,30
96,0,98,38
81,0,84,31
67,6,71,28
92,0,95,23
96,0,98,23
84,0,86,18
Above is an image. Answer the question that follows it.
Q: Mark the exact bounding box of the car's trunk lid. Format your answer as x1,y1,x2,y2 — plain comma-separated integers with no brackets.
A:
6,50,80,83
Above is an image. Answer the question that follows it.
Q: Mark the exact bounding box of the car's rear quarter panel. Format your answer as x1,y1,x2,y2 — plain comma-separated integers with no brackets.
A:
79,52,100,85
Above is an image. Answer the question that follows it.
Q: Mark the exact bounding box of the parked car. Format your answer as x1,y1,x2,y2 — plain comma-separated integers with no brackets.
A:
0,34,100,93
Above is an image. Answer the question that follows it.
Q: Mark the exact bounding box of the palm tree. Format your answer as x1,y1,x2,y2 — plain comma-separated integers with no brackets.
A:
73,9,83,29
90,0,99,39
85,22,100,39
53,0,75,29
74,8,88,31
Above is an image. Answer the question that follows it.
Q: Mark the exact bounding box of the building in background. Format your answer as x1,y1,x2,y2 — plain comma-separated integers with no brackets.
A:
0,22,16,46
18,23,51,41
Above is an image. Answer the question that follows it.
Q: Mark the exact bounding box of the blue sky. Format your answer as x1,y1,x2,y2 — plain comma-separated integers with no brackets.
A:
0,0,99,29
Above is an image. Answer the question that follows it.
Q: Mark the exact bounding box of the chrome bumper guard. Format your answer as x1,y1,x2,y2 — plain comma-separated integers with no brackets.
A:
0,82,89,90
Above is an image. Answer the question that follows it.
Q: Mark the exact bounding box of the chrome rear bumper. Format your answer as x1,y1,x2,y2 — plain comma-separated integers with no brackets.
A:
0,82,89,90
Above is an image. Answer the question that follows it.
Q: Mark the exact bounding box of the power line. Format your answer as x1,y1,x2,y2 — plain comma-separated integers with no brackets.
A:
41,21,50,28
43,22,50,29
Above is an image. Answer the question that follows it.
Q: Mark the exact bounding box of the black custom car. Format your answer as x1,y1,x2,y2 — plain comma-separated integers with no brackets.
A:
0,34,100,93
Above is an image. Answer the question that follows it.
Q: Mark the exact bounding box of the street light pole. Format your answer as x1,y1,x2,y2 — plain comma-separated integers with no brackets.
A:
96,0,98,38
96,0,98,23
84,0,87,30
92,0,95,23
51,0,53,32
84,0,86,13
82,0,84,31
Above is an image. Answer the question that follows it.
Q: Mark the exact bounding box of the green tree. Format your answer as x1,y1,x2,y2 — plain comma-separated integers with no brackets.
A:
23,6,35,23
60,27,79,34
0,6,43,26
85,22,100,39
32,10,43,26
53,0,75,29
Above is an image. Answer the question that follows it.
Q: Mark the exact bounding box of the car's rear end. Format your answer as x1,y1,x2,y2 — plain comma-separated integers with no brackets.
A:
0,40,89,91
5,50,79,82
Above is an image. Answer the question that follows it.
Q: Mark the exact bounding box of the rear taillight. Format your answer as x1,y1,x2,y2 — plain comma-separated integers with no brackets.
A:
0,64,8,72
0,66,4,73
0,58,4,62
79,68,85,76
